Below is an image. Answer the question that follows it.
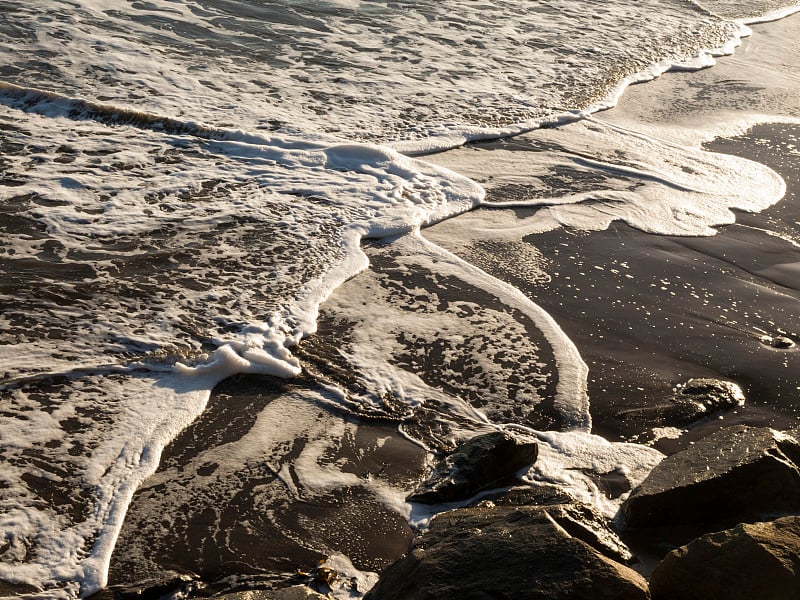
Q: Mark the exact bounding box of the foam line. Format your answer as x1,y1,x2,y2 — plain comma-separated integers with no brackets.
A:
411,232,592,431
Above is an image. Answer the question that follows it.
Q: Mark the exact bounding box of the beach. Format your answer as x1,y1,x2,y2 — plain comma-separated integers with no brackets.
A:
74,13,800,599
424,13,800,448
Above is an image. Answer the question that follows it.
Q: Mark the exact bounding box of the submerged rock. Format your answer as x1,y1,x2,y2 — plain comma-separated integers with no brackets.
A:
615,378,745,437
761,335,796,349
407,431,538,504
649,516,800,600
364,504,648,600
621,425,800,532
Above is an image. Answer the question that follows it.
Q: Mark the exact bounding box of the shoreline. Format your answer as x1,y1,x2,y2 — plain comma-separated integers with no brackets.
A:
90,11,800,600
423,13,800,450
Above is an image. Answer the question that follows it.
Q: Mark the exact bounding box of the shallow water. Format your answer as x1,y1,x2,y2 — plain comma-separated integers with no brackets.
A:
3,1,800,597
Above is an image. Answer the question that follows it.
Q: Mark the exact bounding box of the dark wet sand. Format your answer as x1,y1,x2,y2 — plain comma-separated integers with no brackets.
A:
103,372,425,595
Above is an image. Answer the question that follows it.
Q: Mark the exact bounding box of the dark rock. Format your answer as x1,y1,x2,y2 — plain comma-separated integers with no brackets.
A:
216,588,329,599
476,488,634,565
364,504,649,600
649,516,800,600
473,484,575,508
678,378,745,410
477,488,634,564
621,426,800,532
407,431,538,504
761,335,796,349
615,378,744,435
772,336,796,349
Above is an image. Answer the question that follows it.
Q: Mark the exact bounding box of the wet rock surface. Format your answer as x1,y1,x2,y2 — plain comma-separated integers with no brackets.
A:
474,489,636,565
407,431,538,504
677,378,746,411
216,587,329,599
761,335,796,349
614,378,745,441
364,504,649,600
621,425,800,533
649,516,800,600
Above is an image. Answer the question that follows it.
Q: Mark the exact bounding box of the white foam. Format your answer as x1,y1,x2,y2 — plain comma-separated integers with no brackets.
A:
426,116,785,238
0,0,760,144
391,20,755,156
0,94,483,595
519,428,665,519
316,230,589,433
0,373,213,596
322,553,380,599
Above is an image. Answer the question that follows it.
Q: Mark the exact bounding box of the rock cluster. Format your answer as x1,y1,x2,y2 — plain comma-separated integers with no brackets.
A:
366,426,800,600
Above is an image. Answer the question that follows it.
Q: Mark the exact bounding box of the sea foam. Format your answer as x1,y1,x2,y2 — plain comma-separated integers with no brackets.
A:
2,0,800,596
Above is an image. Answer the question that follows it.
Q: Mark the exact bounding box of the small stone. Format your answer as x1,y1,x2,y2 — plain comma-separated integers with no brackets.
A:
771,336,795,349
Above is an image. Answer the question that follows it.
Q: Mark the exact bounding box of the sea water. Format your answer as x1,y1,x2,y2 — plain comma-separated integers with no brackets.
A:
0,0,799,597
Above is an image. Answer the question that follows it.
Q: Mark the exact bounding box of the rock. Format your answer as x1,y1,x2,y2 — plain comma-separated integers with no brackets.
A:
476,489,635,565
772,336,796,349
216,587,329,599
761,335,796,349
364,504,649,600
473,484,575,508
407,431,538,504
649,516,800,600
621,426,800,532
615,378,745,435
678,378,745,410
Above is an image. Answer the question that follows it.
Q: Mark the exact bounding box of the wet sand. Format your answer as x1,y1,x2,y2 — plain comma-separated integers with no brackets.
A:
423,14,800,451
103,371,425,595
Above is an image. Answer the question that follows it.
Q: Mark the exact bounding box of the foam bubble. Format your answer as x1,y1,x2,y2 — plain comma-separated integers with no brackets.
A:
521,428,665,519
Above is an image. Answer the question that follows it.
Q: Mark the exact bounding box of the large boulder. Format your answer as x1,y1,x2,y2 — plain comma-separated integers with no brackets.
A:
621,426,800,532
408,431,538,504
364,504,649,600
649,516,800,600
